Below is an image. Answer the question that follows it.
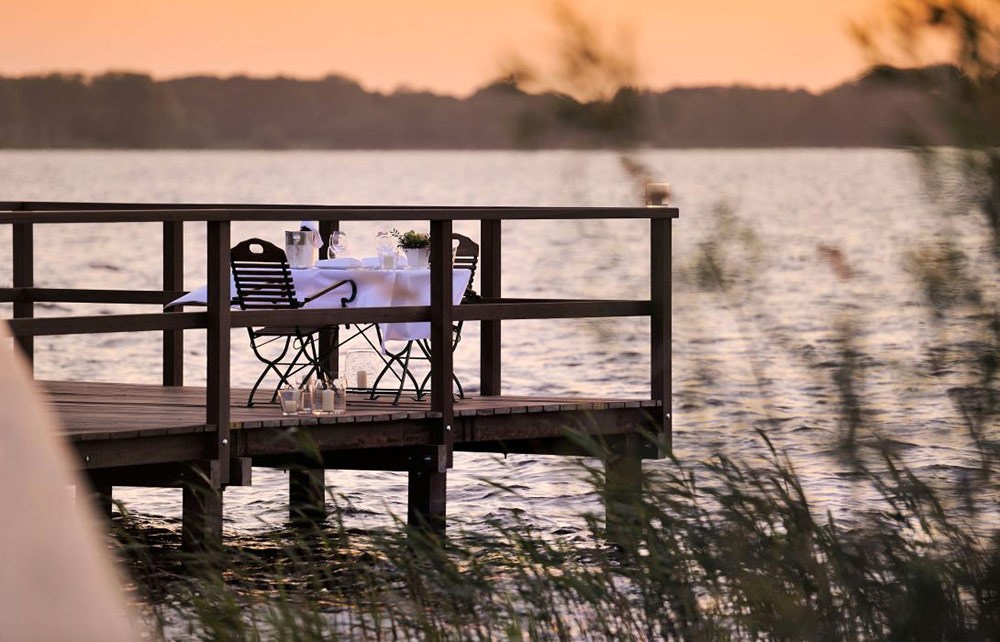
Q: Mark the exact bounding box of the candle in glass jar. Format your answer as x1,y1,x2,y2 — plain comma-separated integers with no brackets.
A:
279,389,298,415
334,376,347,413
298,385,314,414
357,370,368,389
322,388,335,412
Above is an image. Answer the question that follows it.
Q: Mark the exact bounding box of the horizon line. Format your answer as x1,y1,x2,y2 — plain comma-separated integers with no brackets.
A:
0,64,925,99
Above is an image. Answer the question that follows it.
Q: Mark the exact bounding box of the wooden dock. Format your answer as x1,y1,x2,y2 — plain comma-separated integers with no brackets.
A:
2,201,676,549
53,379,661,475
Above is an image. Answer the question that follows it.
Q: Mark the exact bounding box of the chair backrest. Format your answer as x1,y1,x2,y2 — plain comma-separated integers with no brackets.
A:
453,233,479,301
453,233,478,276
230,238,300,310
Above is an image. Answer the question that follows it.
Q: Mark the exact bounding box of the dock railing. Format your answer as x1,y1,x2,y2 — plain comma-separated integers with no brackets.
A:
1,202,676,509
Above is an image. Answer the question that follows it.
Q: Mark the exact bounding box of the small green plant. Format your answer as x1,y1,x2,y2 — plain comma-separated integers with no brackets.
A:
391,229,430,249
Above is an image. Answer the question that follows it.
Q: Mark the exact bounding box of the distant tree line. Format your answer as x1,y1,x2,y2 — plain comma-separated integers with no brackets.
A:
0,68,959,149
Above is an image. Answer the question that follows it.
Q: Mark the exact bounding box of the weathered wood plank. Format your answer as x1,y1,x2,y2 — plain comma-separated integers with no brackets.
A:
0,205,680,224
45,383,657,467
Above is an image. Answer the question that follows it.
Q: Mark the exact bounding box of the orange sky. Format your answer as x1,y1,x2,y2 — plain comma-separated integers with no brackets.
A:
2,0,883,95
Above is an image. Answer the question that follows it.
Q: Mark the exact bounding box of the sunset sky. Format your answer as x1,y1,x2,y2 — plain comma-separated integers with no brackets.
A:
2,0,884,95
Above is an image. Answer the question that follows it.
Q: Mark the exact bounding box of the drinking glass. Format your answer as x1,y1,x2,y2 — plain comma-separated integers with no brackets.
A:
378,249,399,270
375,231,395,254
297,378,315,415
332,376,347,414
345,350,381,391
328,231,349,259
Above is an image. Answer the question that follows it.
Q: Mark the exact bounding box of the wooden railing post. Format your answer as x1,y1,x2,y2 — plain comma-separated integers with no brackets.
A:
480,218,501,395
409,218,453,533
429,218,455,442
650,216,672,456
163,221,184,386
185,219,229,551
13,216,33,372
206,220,231,479
318,219,339,377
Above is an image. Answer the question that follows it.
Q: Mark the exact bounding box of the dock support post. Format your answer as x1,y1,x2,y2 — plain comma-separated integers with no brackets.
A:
409,218,454,535
90,483,113,520
13,217,33,371
182,219,229,555
408,471,447,533
480,218,501,395
182,460,223,552
182,483,223,553
605,434,643,544
206,220,231,482
289,467,327,525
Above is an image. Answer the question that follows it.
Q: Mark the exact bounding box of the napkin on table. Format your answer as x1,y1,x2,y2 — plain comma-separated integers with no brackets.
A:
316,257,362,269
361,255,408,267
300,220,324,248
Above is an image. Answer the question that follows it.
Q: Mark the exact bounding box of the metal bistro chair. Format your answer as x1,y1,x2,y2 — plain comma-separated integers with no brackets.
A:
231,238,357,407
369,233,480,404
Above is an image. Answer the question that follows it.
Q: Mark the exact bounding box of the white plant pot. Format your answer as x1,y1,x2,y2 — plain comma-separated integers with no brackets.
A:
404,247,429,268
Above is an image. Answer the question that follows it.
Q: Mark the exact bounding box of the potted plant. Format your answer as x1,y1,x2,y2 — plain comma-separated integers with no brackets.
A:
392,229,431,268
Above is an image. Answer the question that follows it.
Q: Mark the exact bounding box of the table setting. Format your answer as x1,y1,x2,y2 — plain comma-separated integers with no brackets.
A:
165,221,472,344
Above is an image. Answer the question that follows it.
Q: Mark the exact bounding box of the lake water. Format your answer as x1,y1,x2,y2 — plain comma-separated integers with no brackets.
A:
1,148,992,537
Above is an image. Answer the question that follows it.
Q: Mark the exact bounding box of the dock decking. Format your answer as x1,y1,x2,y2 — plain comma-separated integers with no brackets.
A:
50,381,661,466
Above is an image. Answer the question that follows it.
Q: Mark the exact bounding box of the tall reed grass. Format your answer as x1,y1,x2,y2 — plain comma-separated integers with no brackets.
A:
109,3,1000,639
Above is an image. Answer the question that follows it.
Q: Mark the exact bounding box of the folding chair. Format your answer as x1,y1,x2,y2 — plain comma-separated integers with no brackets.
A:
368,233,479,403
231,238,357,407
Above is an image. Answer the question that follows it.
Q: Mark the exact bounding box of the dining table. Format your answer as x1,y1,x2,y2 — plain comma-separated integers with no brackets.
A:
165,258,472,345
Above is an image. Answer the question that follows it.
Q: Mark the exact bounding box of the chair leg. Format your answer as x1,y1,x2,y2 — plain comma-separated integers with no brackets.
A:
247,365,272,407
367,326,395,400
248,334,293,407
393,343,416,405
298,333,320,382
369,355,395,399
368,338,421,402
415,338,464,401
276,338,309,387
313,327,340,381
370,342,410,403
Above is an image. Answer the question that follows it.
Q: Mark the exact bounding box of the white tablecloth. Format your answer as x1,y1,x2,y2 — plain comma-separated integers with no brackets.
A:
166,266,471,343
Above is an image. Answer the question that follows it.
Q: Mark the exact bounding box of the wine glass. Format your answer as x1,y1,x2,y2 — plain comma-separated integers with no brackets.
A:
328,231,349,259
375,230,394,251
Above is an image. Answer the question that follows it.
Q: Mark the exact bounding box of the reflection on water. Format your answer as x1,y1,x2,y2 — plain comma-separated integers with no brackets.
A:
0,148,994,536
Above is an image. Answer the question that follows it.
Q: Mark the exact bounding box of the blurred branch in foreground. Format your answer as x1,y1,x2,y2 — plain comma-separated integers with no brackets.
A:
500,1,656,195
855,0,1000,519
855,1,1000,238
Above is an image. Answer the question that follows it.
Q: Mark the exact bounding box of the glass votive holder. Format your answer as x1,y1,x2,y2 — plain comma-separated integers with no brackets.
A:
333,376,347,413
378,249,399,271
298,379,315,415
278,388,298,416
344,350,382,391
312,377,334,416
645,182,670,206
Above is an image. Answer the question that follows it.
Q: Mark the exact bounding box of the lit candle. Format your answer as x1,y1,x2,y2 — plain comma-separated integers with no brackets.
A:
322,388,335,412
279,389,298,415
